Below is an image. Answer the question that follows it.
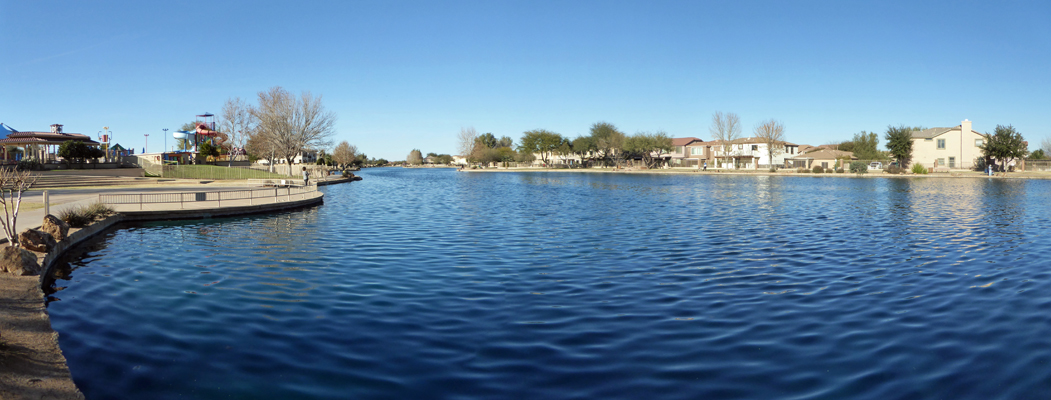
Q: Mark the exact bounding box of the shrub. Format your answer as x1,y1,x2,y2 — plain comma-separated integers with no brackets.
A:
836,168,845,173
797,167,808,173
886,165,902,174
16,158,41,171
849,161,868,174
911,164,928,174
58,208,90,228
812,165,825,174
974,157,988,172
59,202,114,228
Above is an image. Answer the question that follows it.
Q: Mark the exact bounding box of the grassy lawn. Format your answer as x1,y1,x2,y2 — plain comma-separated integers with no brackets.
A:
163,165,292,180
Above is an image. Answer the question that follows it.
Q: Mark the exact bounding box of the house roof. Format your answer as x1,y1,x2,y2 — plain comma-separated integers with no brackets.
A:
0,130,99,146
708,137,798,146
911,125,986,139
671,137,704,146
791,149,856,160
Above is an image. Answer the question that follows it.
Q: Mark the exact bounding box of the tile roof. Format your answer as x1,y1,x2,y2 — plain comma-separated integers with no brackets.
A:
911,127,955,139
791,149,856,160
0,131,99,145
671,137,704,146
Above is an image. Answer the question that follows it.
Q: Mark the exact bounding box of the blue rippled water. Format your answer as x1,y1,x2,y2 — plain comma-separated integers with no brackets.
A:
47,169,1051,399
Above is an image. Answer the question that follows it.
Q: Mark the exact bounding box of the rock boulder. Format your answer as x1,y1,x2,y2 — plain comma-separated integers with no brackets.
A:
19,228,56,253
42,214,70,241
0,246,41,276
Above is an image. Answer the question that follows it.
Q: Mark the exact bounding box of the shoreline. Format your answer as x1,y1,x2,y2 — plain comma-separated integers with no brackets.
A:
0,183,333,399
460,167,1051,179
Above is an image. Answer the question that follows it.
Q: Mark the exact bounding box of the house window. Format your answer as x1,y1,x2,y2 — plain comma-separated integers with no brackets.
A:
690,147,702,155
751,145,758,151
975,139,984,147
675,146,683,154
821,162,828,168
949,157,956,168
937,158,945,166
937,139,946,149
738,144,743,150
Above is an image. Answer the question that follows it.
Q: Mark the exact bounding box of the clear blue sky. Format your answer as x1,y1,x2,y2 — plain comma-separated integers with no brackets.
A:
2,0,1049,159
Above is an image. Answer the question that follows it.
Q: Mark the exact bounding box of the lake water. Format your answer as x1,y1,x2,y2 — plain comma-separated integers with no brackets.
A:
47,168,1051,399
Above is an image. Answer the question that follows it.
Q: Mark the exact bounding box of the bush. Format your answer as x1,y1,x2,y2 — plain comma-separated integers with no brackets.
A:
59,202,115,228
836,168,844,173
974,157,988,172
797,167,808,173
812,165,825,174
849,161,868,174
16,158,41,171
911,164,928,174
886,165,902,174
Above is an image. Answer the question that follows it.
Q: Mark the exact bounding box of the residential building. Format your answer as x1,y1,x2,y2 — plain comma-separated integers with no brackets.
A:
786,149,856,170
668,137,708,167
910,119,986,170
709,137,799,169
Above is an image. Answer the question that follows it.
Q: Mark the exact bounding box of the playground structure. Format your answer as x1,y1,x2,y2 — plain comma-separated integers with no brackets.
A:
172,113,221,152
169,113,225,163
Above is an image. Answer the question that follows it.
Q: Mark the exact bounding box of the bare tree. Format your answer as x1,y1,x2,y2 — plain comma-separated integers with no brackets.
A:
457,127,478,160
710,111,742,168
219,97,256,166
251,86,337,176
753,119,786,171
1041,136,1051,156
245,129,279,173
0,168,38,247
332,141,358,167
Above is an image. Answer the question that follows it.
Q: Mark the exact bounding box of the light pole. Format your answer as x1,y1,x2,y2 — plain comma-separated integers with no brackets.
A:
144,133,149,154
163,128,168,155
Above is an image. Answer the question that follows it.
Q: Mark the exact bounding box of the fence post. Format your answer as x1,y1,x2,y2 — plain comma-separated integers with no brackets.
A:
139,193,143,210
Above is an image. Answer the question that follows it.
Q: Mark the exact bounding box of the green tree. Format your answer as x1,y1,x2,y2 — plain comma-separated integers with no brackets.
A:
851,131,880,160
589,122,625,166
624,131,673,168
476,133,497,149
519,129,565,166
885,125,914,168
849,161,868,174
981,125,1028,173
435,154,454,165
199,141,220,160
1030,149,1046,160
497,136,514,148
406,149,423,165
571,135,596,166
58,140,89,165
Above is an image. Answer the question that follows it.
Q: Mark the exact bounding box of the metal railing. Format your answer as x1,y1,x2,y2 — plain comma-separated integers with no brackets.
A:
98,183,318,211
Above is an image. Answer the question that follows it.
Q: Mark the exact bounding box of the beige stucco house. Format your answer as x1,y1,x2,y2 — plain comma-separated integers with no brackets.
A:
786,149,855,170
910,119,986,170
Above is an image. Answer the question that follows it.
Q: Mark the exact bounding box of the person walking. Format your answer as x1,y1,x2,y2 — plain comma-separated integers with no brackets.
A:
302,166,310,186
703,160,708,171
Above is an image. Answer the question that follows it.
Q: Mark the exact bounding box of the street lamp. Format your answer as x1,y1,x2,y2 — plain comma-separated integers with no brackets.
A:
144,133,149,154
163,128,168,156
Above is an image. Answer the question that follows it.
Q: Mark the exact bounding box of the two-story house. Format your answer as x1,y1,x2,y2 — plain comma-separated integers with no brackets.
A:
709,138,799,169
910,119,986,170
